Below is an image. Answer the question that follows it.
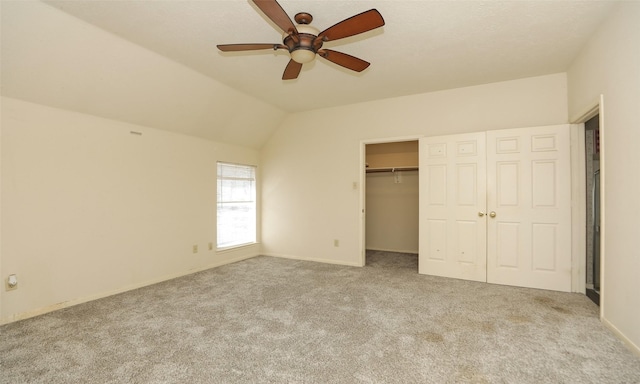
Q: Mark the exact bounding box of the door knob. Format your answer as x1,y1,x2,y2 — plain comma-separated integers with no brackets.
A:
478,212,485,217
489,211,497,218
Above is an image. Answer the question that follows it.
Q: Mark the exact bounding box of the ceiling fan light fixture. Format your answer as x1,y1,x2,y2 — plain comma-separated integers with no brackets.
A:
290,48,316,64
294,24,319,36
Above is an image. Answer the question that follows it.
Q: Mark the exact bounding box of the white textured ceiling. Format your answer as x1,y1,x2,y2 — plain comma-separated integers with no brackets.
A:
42,0,616,113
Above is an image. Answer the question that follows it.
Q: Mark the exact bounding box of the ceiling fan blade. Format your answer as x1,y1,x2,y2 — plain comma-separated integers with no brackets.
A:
317,9,385,42
217,43,285,52
318,49,370,72
282,59,302,80
252,0,297,34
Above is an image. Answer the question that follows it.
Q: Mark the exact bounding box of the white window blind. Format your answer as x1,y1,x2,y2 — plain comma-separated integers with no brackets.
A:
217,162,256,249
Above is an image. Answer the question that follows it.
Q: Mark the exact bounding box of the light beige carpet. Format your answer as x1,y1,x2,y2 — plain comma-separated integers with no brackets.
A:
1,251,639,383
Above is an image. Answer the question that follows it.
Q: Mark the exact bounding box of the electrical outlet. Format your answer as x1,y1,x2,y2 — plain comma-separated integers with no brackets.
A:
192,245,198,254
6,274,18,291
208,242,213,251
334,239,339,247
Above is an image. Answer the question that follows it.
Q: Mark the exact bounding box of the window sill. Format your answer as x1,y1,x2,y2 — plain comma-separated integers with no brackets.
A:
216,242,259,254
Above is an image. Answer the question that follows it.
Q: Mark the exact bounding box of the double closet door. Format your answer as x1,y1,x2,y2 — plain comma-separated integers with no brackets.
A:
418,125,572,292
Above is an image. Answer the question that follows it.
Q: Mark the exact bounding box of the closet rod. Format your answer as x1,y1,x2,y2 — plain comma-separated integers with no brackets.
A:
365,166,419,173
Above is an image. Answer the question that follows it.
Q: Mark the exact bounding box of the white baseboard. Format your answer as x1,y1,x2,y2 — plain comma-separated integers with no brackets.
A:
602,317,640,358
261,252,361,267
0,253,258,326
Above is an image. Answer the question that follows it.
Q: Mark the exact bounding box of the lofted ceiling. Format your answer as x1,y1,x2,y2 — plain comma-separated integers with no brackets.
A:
41,0,615,113
1,1,617,148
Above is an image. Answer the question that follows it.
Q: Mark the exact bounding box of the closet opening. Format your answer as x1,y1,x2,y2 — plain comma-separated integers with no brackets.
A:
364,140,419,271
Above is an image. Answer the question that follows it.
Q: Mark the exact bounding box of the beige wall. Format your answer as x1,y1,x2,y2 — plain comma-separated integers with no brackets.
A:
0,97,261,324
1,1,285,149
366,171,419,253
261,73,568,266
568,2,640,354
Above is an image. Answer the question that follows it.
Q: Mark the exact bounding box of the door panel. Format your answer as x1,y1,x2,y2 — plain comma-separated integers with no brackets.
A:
496,161,520,206
456,220,479,264
486,125,572,292
419,133,487,282
496,222,519,268
427,219,446,261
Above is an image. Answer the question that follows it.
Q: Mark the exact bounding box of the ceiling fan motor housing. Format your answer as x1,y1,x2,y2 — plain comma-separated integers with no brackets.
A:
283,24,321,64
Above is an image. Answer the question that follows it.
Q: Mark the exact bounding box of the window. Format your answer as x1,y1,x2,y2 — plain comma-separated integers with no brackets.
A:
217,162,257,249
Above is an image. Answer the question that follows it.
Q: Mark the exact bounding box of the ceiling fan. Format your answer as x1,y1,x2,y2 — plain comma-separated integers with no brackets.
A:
217,0,385,80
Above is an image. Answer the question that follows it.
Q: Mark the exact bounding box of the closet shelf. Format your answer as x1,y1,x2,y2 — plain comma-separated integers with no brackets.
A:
366,166,419,173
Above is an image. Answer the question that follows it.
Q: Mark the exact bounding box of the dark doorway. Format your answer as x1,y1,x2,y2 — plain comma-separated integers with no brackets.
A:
585,115,600,306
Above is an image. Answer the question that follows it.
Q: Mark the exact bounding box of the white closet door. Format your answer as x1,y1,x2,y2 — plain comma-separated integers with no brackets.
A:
419,133,487,282
486,125,572,292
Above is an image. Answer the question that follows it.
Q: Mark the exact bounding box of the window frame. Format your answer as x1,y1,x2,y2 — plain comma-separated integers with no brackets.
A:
216,161,257,251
